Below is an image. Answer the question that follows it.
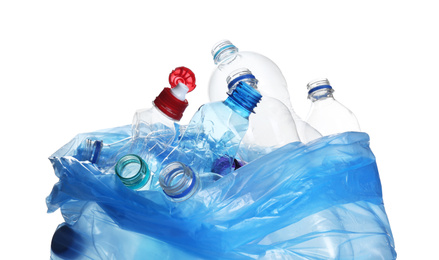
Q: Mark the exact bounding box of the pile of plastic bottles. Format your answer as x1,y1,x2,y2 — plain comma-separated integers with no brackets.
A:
47,40,396,259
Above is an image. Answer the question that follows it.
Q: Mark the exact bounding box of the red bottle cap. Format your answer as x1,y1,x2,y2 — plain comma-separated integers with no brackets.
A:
169,67,196,93
153,67,196,121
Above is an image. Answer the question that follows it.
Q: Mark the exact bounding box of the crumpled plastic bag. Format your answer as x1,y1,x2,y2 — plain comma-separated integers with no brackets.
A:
47,125,396,259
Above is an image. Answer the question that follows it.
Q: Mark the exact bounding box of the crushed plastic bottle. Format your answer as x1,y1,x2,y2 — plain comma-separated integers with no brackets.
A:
226,68,300,163
158,75,262,182
110,67,196,189
208,39,321,143
305,78,360,136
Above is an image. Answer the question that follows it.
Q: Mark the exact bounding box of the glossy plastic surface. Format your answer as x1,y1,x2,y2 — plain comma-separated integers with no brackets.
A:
115,154,151,190
160,101,251,178
208,40,321,143
306,79,361,136
159,162,200,202
155,81,261,179
153,87,189,121
47,127,396,259
209,42,291,110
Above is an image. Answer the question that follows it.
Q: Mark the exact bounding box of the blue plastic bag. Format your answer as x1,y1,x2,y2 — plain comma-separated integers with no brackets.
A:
47,125,396,259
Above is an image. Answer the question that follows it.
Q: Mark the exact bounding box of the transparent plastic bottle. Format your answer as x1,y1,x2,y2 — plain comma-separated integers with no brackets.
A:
109,67,196,190
208,39,321,143
159,78,262,180
159,162,222,202
227,68,300,163
159,162,200,202
75,137,131,171
132,67,196,140
115,154,151,190
75,139,104,164
305,78,361,136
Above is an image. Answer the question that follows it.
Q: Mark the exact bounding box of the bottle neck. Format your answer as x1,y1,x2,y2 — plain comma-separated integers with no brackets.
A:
307,78,335,102
153,88,188,121
159,162,199,202
226,68,259,94
115,154,150,190
224,81,262,119
80,139,103,164
308,88,335,102
212,40,239,65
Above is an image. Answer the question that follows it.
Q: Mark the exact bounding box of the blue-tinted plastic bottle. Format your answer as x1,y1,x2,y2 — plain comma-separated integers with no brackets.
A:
158,79,262,181
226,68,301,163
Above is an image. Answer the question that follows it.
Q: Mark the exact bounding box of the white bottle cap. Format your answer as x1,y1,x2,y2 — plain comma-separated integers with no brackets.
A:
171,83,189,101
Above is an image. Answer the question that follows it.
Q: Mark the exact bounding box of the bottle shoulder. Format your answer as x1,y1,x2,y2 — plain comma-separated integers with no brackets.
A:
196,101,248,122
306,99,361,134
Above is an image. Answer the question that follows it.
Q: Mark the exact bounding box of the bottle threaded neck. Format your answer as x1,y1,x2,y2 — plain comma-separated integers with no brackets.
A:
80,139,103,164
159,162,199,202
226,68,259,94
225,81,262,118
211,39,239,65
115,154,150,190
153,88,189,121
307,78,334,101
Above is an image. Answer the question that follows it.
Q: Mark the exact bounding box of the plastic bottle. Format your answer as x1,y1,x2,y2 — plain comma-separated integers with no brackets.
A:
111,67,196,181
115,154,151,190
132,66,196,140
159,162,200,202
208,39,321,143
75,137,131,171
75,139,103,164
158,76,262,180
305,78,360,136
159,162,222,202
226,68,300,163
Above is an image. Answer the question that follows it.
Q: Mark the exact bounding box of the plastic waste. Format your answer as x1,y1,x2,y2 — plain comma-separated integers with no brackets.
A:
47,127,396,259
132,66,196,139
50,202,204,260
208,39,321,143
64,126,133,174
226,68,300,163
306,78,361,136
157,75,262,181
115,154,151,190
209,39,292,109
109,67,196,189
159,161,222,202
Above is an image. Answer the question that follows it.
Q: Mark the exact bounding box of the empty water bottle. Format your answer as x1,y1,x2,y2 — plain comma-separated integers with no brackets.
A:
112,67,196,189
208,39,321,143
226,68,300,163
159,73,262,180
305,78,361,136
209,40,291,108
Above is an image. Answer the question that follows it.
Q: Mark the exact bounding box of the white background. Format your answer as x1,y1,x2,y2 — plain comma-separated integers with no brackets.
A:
1,1,438,259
